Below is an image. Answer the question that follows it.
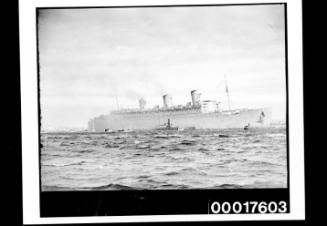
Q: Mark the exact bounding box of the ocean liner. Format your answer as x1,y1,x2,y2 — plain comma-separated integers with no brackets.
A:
88,82,272,132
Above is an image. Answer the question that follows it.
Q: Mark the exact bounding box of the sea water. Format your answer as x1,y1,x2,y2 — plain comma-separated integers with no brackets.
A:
41,127,287,191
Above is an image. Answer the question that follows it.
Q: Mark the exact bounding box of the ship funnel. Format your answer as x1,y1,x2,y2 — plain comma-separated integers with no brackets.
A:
191,90,201,106
139,98,146,110
163,94,172,109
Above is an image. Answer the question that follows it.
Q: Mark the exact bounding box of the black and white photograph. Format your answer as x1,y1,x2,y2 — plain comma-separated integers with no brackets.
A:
39,3,287,192
19,0,305,223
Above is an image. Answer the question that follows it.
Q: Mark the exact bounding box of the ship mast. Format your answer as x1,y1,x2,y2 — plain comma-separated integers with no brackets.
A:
224,74,232,111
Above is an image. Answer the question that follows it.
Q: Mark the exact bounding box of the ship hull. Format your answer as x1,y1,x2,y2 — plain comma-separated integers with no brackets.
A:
88,108,272,132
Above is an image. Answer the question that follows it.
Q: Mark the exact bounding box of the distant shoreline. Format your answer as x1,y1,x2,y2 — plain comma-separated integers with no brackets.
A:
41,125,286,135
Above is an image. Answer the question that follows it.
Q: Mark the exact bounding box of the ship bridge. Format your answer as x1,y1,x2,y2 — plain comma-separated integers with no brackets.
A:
200,100,220,113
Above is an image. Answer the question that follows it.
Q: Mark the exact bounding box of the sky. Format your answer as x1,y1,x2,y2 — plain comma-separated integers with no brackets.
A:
38,4,286,130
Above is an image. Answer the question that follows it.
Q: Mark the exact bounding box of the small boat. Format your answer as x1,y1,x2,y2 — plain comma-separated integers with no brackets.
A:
244,123,250,130
155,119,178,131
104,129,116,134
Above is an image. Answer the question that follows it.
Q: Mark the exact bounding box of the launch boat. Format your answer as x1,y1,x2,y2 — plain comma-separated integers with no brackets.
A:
155,119,179,131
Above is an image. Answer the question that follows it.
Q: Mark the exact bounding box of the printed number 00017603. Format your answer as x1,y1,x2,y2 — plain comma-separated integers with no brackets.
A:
210,201,287,214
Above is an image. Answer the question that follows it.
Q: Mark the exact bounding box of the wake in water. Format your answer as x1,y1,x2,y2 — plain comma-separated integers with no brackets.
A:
41,127,287,191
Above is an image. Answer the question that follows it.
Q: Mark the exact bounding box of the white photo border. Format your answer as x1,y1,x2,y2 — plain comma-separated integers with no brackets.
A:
20,0,304,224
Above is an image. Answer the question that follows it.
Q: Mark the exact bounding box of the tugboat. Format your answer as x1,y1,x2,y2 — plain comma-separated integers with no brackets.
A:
244,123,250,130
155,119,179,131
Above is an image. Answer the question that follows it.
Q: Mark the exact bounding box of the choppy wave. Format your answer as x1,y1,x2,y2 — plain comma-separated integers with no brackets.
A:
42,183,252,191
41,127,287,191
91,183,136,190
42,161,87,167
